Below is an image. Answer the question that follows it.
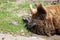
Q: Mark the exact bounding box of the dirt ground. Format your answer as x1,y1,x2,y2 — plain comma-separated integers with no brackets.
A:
0,33,60,40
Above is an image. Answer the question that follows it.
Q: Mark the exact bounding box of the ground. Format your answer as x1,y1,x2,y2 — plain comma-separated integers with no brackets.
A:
0,33,60,40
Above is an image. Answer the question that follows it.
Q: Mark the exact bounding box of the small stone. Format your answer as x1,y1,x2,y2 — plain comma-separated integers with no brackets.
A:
2,38,4,40
21,29,24,33
20,29,25,36
11,20,18,26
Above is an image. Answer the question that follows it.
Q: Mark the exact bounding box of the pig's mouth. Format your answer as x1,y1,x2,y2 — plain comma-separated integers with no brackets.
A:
23,16,37,29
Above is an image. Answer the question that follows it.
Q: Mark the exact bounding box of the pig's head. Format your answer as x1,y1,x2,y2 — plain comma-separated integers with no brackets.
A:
23,4,55,36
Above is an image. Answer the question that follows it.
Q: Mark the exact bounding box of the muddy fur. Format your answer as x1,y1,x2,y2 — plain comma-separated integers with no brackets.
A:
23,15,55,36
30,4,56,36
23,4,60,36
46,4,60,35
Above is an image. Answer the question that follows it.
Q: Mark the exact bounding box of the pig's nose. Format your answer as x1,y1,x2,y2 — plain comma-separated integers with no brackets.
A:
23,18,28,23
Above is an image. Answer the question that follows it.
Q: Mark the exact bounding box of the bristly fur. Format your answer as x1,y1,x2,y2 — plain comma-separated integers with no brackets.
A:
46,4,60,35
31,4,60,36
23,4,60,36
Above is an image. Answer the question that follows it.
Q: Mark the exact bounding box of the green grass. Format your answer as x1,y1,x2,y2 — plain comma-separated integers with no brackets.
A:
0,2,31,34
0,0,16,3
0,10,26,34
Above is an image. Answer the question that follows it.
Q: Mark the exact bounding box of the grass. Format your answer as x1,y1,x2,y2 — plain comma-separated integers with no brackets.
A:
0,2,31,34
0,0,16,3
0,10,26,34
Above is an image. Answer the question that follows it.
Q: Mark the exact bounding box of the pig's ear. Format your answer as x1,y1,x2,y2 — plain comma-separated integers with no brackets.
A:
37,4,47,14
30,4,37,14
